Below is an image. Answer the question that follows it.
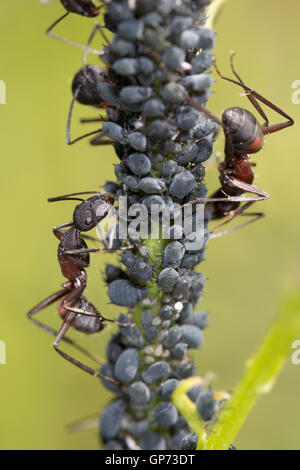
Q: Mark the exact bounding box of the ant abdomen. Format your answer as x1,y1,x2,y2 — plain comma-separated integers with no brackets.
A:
59,296,105,333
60,0,100,17
222,107,264,154
72,65,107,106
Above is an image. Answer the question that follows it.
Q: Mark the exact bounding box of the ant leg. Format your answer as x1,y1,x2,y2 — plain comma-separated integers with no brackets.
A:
63,305,134,327
89,134,113,146
53,312,119,381
229,52,269,124
53,221,74,240
214,57,294,133
46,13,104,55
222,176,269,198
209,199,259,232
65,86,103,145
210,211,265,239
183,193,267,207
63,245,135,255
28,290,105,367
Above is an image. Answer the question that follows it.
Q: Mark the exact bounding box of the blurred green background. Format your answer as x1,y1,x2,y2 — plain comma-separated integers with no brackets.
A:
0,0,299,450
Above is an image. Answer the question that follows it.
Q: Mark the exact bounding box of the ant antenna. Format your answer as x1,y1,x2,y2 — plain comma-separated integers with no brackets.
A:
48,191,117,203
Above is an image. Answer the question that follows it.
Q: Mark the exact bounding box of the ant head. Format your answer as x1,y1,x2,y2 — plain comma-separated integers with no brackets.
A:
72,65,107,106
60,0,100,17
73,194,115,232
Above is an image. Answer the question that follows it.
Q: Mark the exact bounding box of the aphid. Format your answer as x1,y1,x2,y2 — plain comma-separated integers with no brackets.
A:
140,430,166,451
162,46,185,71
162,241,185,268
157,379,180,400
117,19,144,40
163,326,181,349
146,120,175,142
169,170,196,200
141,361,171,385
121,251,153,283
143,98,166,117
126,153,151,177
162,82,185,104
141,310,154,329
108,279,149,306
177,325,203,349
181,311,209,330
159,305,174,320
196,389,219,421
27,191,130,377
157,268,180,292
176,107,202,131
114,348,139,384
112,58,140,76
144,327,158,342
138,177,166,194
100,399,126,441
180,433,198,451
127,133,148,152
153,402,178,428
120,86,152,107
128,381,151,405
126,419,150,438
172,343,188,360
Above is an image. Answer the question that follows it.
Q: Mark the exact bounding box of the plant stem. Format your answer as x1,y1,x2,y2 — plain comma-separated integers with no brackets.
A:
204,291,300,450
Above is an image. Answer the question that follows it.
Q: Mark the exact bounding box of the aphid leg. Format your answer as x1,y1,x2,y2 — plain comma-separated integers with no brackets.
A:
214,55,294,134
46,11,104,55
27,289,104,367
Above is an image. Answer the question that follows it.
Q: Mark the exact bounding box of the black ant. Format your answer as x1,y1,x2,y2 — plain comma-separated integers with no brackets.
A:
46,0,109,54
27,191,131,378
64,23,115,146
186,53,294,236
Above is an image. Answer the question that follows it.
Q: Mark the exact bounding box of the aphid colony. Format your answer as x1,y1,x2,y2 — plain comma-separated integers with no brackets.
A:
29,0,293,451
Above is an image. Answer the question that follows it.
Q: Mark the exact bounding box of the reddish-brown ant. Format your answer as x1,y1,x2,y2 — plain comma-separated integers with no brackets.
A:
186,53,294,235
27,191,131,378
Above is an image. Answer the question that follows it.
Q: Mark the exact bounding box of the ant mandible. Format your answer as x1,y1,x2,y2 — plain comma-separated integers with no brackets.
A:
187,52,294,235
27,191,130,378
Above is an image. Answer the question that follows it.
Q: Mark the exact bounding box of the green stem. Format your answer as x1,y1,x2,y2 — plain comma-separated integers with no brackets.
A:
172,377,208,449
204,291,300,450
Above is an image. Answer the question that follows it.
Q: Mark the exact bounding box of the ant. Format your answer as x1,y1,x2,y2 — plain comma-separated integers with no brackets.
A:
46,0,109,54
27,191,131,378
186,52,294,236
